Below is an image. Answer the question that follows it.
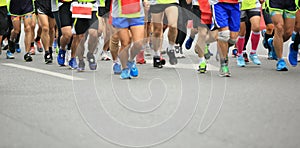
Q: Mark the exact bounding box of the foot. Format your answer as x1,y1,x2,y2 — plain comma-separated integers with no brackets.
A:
288,43,298,67
57,49,66,66
237,55,245,67
276,59,288,71
185,37,193,50
113,62,122,75
219,64,231,77
249,53,261,65
6,50,15,59
35,40,43,52
87,52,97,70
120,68,131,79
77,60,85,72
167,48,178,65
268,38,278,60
24,52,33,62
127,61,138,77
198,60,207,73
69,58,78,69
15,43,21,53
44,51,53,64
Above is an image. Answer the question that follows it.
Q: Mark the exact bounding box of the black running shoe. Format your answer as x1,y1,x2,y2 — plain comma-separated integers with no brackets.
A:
24,53,33,62
153,56,164,68
167,48,177,65
44,51,52,64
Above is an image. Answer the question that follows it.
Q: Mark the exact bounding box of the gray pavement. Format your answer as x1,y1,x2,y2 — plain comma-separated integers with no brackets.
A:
0,30,300,148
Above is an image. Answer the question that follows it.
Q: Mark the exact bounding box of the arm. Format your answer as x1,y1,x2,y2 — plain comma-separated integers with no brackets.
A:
186,0,192,5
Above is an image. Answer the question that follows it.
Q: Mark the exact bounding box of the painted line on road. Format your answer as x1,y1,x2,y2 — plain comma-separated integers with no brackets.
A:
2,63,85,81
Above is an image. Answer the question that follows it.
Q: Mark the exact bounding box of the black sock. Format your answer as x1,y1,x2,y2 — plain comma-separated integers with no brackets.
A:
31,42,34,47
35,36,40,42
293,33,300,51
49,47,53,54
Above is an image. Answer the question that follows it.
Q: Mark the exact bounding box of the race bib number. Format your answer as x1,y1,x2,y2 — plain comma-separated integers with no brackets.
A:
71,2,92,19
120,0,140,14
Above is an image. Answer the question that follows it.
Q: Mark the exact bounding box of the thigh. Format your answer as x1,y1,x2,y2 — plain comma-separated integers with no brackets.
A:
130,25,144,42
165,5,178,27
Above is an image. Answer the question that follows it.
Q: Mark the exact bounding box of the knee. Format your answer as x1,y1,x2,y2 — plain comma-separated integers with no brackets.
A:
42,26,49,33
274,23,284,35
153,23,162,37
89,30,98,39
62,31,72,40
251,24,260,32
24,25,31,33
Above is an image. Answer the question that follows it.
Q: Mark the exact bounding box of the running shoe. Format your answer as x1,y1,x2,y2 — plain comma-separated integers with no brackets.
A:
288,43,298,67
237,55,246,67
69,58,78,69
8,40,15,53
77,60,85,72
167,48,177,65
276,59,288,71
153,56,164,68
249,53,261,65
175,45,184,58
243,52,249,62
113,62,122,74
35,40,43,52
120,68,131,79
24,52,32,62
6,50,15,59
127,61,138,77
100,51,111,61
29,46,35,55
57,49,66,66
198,60,207,73
15,43,21,53
232,48,238,57
185,37,193,50
268,38,278,60
87,52,97,70
267,51,275,60
161,49,166,54
44,52,52,64
53,39,58,49
136,50,146,64
219,64,231,77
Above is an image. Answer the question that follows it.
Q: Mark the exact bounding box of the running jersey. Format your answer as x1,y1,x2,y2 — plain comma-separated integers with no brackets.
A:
192,0,199,6
0,0,6,6
241,0,261,10
149,0,178,5
111,0,144,18
209,0,239,5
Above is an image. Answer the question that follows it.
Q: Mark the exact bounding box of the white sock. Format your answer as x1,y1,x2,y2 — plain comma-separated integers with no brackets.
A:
199,57,205,64
168,44,174,51
154,50,160,56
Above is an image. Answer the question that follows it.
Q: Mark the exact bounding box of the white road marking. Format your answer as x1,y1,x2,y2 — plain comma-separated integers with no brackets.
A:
2,63,85,81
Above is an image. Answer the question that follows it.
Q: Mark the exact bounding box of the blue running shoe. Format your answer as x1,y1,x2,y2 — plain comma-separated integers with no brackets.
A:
6,50,15,59
267,51,275,60
120,68,131,79
113,62,122,74
288,43,298,66
237,55,245,67
87,52,97,70
57,49,66,66
127,61,138,77
69,58,78,69
268,38,277,60
276,59,288,71
249,53,261,65
185,37,193,50
15,43,21,53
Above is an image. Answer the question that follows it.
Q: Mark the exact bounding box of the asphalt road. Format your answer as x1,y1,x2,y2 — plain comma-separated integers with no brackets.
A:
0,28,300,148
